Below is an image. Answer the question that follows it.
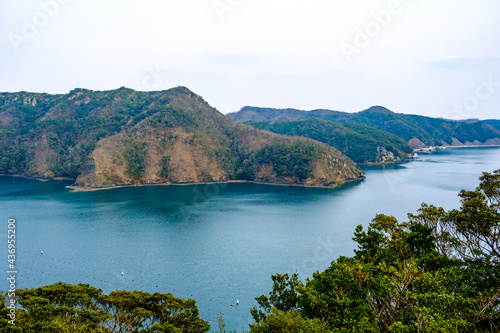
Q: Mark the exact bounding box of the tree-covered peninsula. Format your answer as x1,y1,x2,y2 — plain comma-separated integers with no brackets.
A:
0,87,363,189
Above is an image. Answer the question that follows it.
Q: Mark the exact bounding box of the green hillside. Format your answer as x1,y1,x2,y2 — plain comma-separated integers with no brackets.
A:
485,119,500,132
247,118,413,164
0,87,363,188
228,106,500,148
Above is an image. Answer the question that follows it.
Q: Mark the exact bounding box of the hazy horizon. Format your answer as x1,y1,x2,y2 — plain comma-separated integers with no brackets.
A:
1,0,499,119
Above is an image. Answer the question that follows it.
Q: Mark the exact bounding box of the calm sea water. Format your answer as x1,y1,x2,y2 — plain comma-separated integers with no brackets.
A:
1,148,499,331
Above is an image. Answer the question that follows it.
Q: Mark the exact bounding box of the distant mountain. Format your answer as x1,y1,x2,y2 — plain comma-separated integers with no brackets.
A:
485,119,500,132
228,106,500,148
0,87,363,188
228,107,350,123
247,118,413,164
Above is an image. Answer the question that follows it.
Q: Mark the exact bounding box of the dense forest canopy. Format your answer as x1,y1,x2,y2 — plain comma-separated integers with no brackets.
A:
0,283,210,332
250,169,500,332
247,118,413,164
229,106,500,148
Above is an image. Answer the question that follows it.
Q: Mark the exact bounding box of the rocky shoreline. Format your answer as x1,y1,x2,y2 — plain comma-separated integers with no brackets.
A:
0,173,366,191
7,142,500,191
65,176,366,192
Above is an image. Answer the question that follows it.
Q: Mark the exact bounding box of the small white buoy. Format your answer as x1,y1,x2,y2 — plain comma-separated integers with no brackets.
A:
236,300,239,306
121,272,124,276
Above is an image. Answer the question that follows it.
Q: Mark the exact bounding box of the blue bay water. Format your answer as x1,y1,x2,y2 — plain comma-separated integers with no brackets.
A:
1,147,499,331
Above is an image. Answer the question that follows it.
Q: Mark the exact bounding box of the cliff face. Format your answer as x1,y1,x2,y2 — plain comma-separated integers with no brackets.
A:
374,146,400,164
0,87,363,188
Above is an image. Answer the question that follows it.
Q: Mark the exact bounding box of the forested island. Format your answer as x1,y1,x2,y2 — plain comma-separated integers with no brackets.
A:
0,87,363,189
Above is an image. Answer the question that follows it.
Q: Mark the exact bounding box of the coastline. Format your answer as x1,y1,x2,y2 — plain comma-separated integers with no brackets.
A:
0,173,365,191
65,176,366,192
437,144,500,149
414,144,500,152
8,142,500,191
0,174,75,182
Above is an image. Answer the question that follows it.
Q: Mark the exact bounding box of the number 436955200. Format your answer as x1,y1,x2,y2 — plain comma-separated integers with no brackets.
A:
7,219,16,266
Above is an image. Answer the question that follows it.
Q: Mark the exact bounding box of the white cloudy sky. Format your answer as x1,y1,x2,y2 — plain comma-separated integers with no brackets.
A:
1,0,499,119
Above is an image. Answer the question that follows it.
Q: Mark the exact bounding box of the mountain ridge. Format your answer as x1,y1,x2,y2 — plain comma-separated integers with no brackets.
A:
228,106,500,148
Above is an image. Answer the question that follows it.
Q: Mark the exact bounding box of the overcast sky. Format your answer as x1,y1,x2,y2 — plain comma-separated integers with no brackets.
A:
1,0,499,119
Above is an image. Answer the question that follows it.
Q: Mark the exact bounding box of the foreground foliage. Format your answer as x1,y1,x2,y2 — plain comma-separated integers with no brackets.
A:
0,283,210,332
250,169,500,332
